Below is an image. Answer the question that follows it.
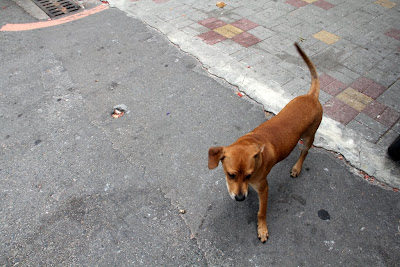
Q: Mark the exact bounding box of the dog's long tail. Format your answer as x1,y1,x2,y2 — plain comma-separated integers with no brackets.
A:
294,42,319,99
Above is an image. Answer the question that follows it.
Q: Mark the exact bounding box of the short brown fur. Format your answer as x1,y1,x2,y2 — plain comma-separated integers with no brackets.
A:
208,43,323,242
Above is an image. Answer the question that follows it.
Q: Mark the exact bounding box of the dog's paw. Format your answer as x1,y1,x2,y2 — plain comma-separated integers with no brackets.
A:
257,226,269,243
290,168,300,178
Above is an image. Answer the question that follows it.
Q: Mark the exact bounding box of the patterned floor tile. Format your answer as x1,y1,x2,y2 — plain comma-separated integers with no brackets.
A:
232,32,261,48
312,0,335,10
197,18,262,48
320,74,347,96
319,74,336,88
376,107,400,127
385,28,400,40
198,18,227,30
336,88,373,111
362,101,400,127
214,25,243,38
231,19,259,31
323,98,359,125
285,0,308,8
374,0,397,8
197,31,227,45
350,77,386,99
313,30,340,45
363,101,387,119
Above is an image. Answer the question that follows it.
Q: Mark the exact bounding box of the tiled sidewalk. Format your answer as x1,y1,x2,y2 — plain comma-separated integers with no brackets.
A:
112,0,400,187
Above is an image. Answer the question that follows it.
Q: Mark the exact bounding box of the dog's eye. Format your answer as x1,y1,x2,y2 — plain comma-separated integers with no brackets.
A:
245,174,252,180
228,173,236,179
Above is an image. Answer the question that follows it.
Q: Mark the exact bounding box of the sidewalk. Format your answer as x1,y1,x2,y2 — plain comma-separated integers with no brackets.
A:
107,0,400,189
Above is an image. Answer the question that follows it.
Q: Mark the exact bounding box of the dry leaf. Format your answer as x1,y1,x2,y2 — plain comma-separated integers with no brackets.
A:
216,1,226,8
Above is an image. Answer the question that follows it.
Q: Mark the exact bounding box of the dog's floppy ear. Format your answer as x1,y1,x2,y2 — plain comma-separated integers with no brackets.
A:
208,147,224,169
253,144,265,159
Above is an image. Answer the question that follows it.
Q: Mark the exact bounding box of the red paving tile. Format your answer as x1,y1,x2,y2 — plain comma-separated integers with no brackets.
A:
197,31,226,45
320,74,347,96
363,101,387,119
385,28,400,40
335,105,359,125
232,32,261,47
312,0,335,10
323,98,358,125
362,82,386,99
319,74,336,88
350,77,386,99
323,80,347,96
231,19,259,31
323,98,344,115
198,17,218,26
350,77,374,92
285,0,308,8
198,18,227,30
376,107,400,127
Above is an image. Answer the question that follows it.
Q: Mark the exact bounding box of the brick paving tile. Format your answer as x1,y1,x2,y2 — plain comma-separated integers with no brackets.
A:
323,98,359,125
285,0,308,8
198,18,227,30
214,25,243,38
375,0,397,8
232,32,262,48
324,80,347,96
344,88,374,105
350,77,373,92
350,77,386,99
313,30,341,45
336,88,373,111
319,74,347,96
376,107,400,127
231,19,259,31
363,101,387,119
363,82,387,99
319,74,336,88
385,28,400,40
198,17,218,26
312,0,335,10
197,31,227,45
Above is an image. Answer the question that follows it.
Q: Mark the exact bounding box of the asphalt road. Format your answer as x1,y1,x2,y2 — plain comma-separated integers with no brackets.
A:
1,3,399,266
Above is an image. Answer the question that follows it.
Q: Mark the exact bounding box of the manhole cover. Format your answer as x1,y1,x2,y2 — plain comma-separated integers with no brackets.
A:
31,0,81,18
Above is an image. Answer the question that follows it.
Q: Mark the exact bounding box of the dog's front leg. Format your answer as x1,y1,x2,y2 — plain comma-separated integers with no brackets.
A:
256,180,269,242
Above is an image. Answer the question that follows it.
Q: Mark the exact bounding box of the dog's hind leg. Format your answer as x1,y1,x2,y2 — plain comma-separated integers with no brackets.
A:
290,126,318,178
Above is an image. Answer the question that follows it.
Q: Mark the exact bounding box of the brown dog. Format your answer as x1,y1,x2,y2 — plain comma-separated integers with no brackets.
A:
208,43,322,243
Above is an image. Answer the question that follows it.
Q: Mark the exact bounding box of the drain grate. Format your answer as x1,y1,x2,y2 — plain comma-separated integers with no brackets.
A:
31,0,81,18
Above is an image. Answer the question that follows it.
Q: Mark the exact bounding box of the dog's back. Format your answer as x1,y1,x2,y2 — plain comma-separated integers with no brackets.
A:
248,43,322,163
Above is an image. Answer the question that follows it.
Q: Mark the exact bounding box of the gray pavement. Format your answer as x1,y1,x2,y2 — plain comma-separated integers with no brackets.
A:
106,0,400,189
1,0,400,266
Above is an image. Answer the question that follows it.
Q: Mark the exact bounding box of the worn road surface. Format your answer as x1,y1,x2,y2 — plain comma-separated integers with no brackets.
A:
1,2,399,266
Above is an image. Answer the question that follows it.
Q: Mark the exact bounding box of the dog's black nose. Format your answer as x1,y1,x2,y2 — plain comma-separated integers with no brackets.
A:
235,194,246,202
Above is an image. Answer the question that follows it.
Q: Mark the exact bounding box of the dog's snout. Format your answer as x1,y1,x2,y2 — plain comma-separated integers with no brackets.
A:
235,194,246,202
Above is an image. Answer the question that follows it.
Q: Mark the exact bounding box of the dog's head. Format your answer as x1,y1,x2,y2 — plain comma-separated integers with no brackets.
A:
208,144,264,201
